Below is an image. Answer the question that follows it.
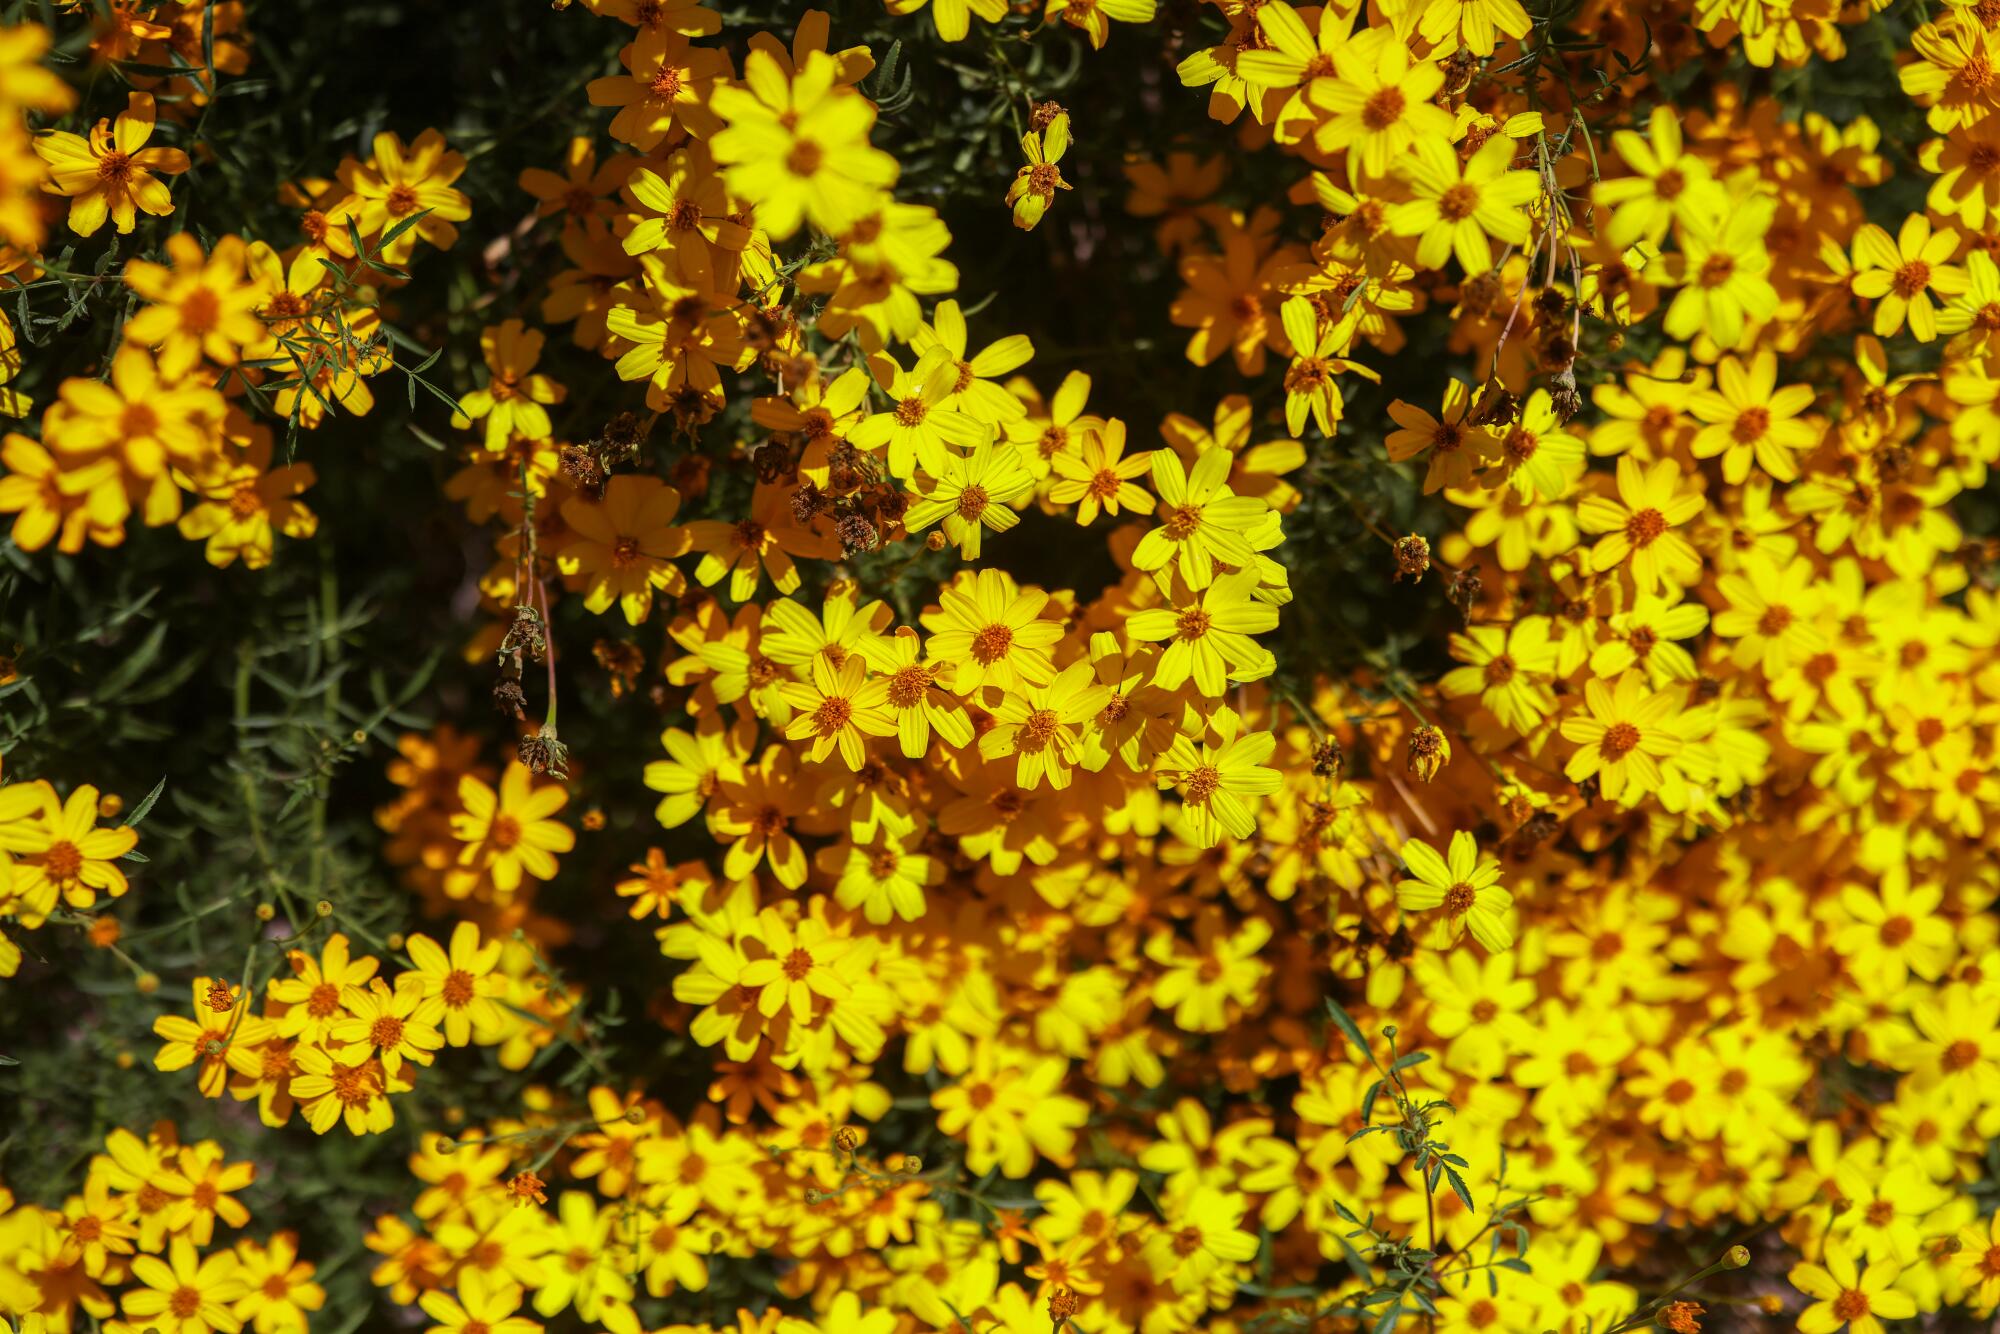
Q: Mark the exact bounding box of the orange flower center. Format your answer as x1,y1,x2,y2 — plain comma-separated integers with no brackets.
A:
1731,407,1770,443
385,184,420,216
369,1015,405,1050
98,151,134,184
489,814,523,850
956,485,990,521
1624,507,1667,546
782,947,814,981
443,969,476,1006
42,840,84,881
971,623,1015,663
1892,260,1931,297
1361,87,1406,130
1600,721,1642,758
1437,183,1481,221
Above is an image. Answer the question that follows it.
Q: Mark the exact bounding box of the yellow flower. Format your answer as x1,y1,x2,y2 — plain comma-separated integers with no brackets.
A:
1156,712,1282,846
932,1046,1087,1177
121,1237,250,1334
451,762,575,895
1663,193,1778,350
1127,570,1278,696
1396,830,1515,952
921,567,1064,695
232,1232,326,1334
979,660,1111,791
886,0,1006,42
818,831,938,924
331,980,447,1078
1411,0,1531,55
453,320,567,449
1309,29,1451,178
710,49,898,238
1048,417,1153,524
558,473,689,624
418,1269,542,1334
779,655,896,770
1687,350,1818,483
175,433,318,571
157,1142,255,1246
35,91,190,235
1276,297,1379,436
123,233,265,376
1007,112,1072,230
0,779,136,918
1559,672,1685,803
153,978,273,1099
1046,0,1154,45
1788,1237,1916,1334
851,346,992,479
1848,214,1967,342
1593,106,1726,249
684,481,838,601
344,129,473,261
1389,135,1538,276
1576,455,1704,593
1133,447,1271,589
290,1044,396,1136
1387,381,1498,494
873,626,974,758
903,439,1033,559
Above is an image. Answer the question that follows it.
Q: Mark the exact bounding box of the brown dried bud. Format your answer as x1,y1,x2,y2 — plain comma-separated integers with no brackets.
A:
833,1125,861,1154
593,639,645,698
1407,724,1450,783
492,677,528,720
791,480,829,526
499,604,547,665
1534,287,1569,319
836,512,879,555
599,410,648,463
1311,738,1343,779
1441,47,1476,95
924,530,948,552
1048,1285,1080,1330
1392,533,1431,582
204,980,235,1012
518,725,571,780
559,444,607,500
1030,100,1067,132
1445,567,1482,624
1548,368,1581,423
1471,385,1520,427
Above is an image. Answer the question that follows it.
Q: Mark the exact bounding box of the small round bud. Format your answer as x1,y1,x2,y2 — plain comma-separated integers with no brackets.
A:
898,1154,923,1174
625,1106,646,1125
203,1038,226,1057
925,530,948,552
315,900,334,918
255,903,275,922
833,1125,862,1154
434,1136,457,1155
1723,1245,1750,1269
97,792,124,819
136,972,160,994
351,729,368,745
387,932,406,951
115,1050,134,1069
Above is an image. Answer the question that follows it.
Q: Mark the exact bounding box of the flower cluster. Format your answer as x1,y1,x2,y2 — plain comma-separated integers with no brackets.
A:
0,1122,322,1334
3,0,2000,1331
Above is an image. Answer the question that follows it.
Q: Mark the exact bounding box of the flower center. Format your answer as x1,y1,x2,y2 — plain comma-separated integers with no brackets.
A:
1699,253,1735,287
1184,765,1221,804
442,969,476,1006
170,1287,204,1318
610,536,641,568
1442,882,1477,915
42,840,83,881
1360,87,1406,130
955,485,990,520
786,140,824,177
1731,407,1770,442
489,814,523,851
887,665,931,708
1437,183,1481,221
1164,503,1203,539
369,1015,405,1049
98,151,133,184
1624,507,1666,546
1892,261,1931,297
782,947,814,981
1176,607,1212,640
1600,721,1642,758
812,696,853,733
894,396,928,426
1832,1291,1870,1322
385,184,420,216
971,623,1014,663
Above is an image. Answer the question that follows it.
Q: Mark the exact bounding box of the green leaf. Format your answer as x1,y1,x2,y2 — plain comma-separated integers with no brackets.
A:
1324,997,1369,1056
122,776,167,829
1443,1164,1475,1214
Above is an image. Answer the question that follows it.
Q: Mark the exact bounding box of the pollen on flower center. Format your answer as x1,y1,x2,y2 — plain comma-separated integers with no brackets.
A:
1442,882,1477,914
971,623,1015,663
610,536,641,568
385,184,420,216
1088,469,1122,499
1021,708,1061,746
894,396,928,426
1624,507,1667,546
812,696,854,732
98,150,133,184
1892,260,1931,296
122,403,161,437
1699,253,1735,286
1176,607,1212,640
786,140,824,177
666,199,702,230
887,664,931,708
181,287,220,333
307,983,341,1017
1483,656,1516,684
331,1062,375,1107
956,485,990,520
1832,1290,1870,1322
489,814,524,850
1029,162,1062,194
1437,183,1481,221
1184,765,1221,804
649,65,684,99
170,1286,204,1318
42,840,83,880
1164,503,1203,539
1361,87,1407,129
1601,721,1642,758
442,969,476,1006
1943,1038,1980,1070
1757,605,1794,635
1724,406,1774,447
782,947,814,980
369,1015,405,1049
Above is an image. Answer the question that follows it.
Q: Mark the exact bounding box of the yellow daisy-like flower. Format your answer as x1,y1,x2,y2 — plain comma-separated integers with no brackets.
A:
709,49,898,239
451,762,575,895
1396,830,1515,952
452,319,568,449
903,440,1033,560
122,232,265,377
979,660,1111,792
1788,1237,1916,1334
1389,135,1538,277
1133,447,1270,589
1156,713,1282,847
120,1236,250,1334
35,91,190,236
1687,351,1818,483
331,981,447,1078
558,474,690,624
1006,111,1072,230
1558,672,1685,803
1127,570,1278,697
779,655,896,770
1047,417,1154,525
1576,455,1704,593
0,780,136,919
1848,214,1967,343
